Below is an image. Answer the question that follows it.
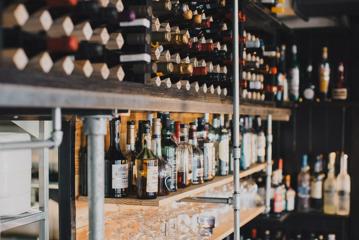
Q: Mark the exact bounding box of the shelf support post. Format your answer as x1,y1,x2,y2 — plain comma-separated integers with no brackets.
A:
265,114,273,214
84,115,108,240
232,0,244,239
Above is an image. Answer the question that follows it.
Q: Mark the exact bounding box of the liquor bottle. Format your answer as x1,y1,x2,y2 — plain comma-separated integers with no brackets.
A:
249,117,257,166
136,120,159,199
162,118,178,192
152,118,170,196
241,117,251,170
297,155,311,211
212,116,221,174
205,114,217,179
289,45,300,102
105,117,128,198
319,47,331,100
332,63,348,100
189,123,204,184
311,154,325,210
276,44,287,102
324,152,337,214
303,63,315,101
79,130,88,196
218,114,229,176
256,116,266,163
176,124,193,188
336,153,351,215
285,175,296,212
272,159,284,215
197,117,215,181
126,120,137,195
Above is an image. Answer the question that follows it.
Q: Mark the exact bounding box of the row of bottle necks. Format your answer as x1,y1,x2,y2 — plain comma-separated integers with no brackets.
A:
79,113,269,199
267,152,350,217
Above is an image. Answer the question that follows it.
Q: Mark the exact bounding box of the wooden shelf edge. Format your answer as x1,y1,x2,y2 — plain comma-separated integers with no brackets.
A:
78,163,267,207
211,206,265,240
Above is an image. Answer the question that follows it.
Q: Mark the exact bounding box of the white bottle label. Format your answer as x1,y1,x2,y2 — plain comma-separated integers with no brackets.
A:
303,87,315,100
290,67,300,99
112,163,128,189
311,180,323,199
146,164,158,193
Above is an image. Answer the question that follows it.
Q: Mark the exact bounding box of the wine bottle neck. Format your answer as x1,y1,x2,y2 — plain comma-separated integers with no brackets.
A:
109,118,121,152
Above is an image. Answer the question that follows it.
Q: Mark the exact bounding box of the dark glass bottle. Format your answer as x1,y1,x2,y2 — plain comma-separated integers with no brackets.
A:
303,63,315,101
189,123,204,184
310,154,325,210
126,120,137,195
176,124,193,188
136,120,159,199
79,130,88,196
105,117,128,198
162,119,178,192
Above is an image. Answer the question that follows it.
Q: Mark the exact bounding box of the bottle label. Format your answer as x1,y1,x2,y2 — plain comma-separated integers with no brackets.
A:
257,134,266,161
192,154,204,181
298,185,310,198
112,163,128,189
163,146,177,191
337,190,350,214
273,187,284,213
203,142,214,180
319,64,330,93
310,180,323,199
146,164,158,193
324,189,336,207
290,67,300,99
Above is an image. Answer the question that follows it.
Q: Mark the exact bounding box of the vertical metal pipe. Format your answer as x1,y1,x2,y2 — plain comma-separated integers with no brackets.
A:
84,116,108,240
39,121,49,240
232,0,242,239
265,115,273,214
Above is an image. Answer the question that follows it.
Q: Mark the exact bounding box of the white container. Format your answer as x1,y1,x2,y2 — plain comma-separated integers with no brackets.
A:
0,132,31,216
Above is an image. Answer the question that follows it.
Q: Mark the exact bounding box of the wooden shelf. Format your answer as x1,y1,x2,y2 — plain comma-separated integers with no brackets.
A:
79,162,267,207
0,68,291,120
211,206,265,240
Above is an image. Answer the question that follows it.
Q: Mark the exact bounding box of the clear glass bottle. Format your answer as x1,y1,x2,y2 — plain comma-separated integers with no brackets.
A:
336,153,351,216
162,119,178,192
256,116,266,163
319,47,331,100
218,114,229,176
212,116,221,174
310,154,325,210
105,117,128,198
136,120,158,199
285,175,296,212
152,118,170,196
197,117,215,181
289,44,300,101
324,152,337,215
126,120,137,195
241,117,251,170
189,123,204,184
297,154,311,212
176,124,193,188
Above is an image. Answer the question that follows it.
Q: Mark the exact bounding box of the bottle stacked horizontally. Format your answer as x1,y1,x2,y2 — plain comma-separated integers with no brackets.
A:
2,0,153,81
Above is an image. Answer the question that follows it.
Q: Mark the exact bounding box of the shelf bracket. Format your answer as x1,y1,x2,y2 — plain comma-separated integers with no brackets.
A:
178,196,232,205
0,108,63,150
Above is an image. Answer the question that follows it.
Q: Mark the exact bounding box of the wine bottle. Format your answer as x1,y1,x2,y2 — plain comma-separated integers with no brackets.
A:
310,154,325,210
176,124,193,188
319,47,330,100
126,120,137,195
218,114,229,176
289,45,300,102
303,63,315,101
332,62,347,101
105,117,128,198
324,152,337,215
189,122,204,184
2,3,29,28
2,48,29,70
136,120,159,199
336,153,351,216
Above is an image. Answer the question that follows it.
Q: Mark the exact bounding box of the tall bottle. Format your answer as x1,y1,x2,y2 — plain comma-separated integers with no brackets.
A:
324,152,337,214
105,117,128,198
136,120,159,199
218,114,229,176
79,130,88,196
303,63,315,101
332,62,347,101
162,119,178,192
152,118,170,196
126,120,137,195
277,44,287,102
176,124,193,188
336,153,351,215
241,117,251,170
189,123,204,184
319,47,330,100
256,116,266,163
289,45,300,102
198,117,215,181
310,154,325,210
285,175,296,212
297,154,311,211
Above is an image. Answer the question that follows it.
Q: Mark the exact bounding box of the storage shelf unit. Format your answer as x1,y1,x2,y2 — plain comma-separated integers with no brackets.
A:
0,209,45,232
79,163,267,207
211,206,266,240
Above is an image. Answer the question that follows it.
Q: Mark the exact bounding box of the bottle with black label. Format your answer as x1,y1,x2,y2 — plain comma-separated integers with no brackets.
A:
136,120,159,199
105,117,129,198
126,120,137,195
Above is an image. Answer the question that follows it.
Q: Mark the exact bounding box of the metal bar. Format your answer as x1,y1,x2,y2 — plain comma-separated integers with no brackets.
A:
0,211,45,232
0,108,63,151
39,121,49,240
179,197,232,204
84,116,108,240
265,115,273,214
58,119,76,240
232,0,243,239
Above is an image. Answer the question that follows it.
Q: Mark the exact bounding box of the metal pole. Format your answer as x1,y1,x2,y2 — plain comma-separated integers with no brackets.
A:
232,0,243,239
265,115,273,214
84,116,108,240
39,121,49,240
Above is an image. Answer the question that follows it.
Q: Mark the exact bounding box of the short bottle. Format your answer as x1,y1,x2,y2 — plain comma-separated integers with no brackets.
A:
297,154,311,212
332,62,347,101
302,63,315,101
323,152,337,215
285,175,296,212
336,153,351,216
310,154,325,210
